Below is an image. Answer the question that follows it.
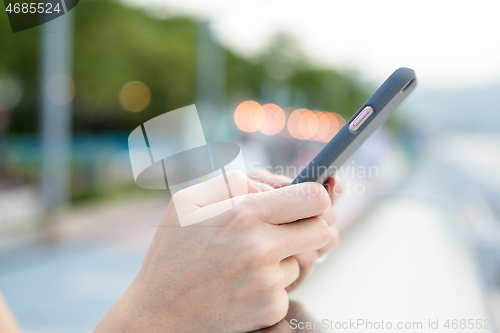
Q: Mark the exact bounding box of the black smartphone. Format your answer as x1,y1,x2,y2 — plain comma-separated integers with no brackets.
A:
290,67,417,185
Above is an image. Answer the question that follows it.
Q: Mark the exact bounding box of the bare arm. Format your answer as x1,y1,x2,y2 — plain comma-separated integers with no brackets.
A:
0,291,23,333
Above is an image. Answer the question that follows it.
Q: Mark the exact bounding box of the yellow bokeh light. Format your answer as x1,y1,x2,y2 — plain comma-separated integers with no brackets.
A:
119,81,151,112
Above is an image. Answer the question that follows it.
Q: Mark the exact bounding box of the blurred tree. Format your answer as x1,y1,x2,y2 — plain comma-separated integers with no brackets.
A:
0,7,38,132
1,0,404,204
72,0,198,131
0,0,369,133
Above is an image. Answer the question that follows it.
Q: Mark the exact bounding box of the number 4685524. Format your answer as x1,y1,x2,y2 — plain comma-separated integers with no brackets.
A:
6,2,62,14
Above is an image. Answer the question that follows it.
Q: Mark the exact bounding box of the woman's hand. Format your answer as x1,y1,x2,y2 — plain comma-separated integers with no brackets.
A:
247,169,343,292
95,171,332,333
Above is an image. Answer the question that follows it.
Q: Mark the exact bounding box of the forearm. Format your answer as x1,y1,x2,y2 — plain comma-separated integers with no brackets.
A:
0,291,23,333
94,278,186,333
94,290,145,333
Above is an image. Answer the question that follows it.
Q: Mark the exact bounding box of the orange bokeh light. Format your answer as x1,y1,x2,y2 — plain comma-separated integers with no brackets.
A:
234,100,264,133
332,112,346,128
298,109,317,140
288,108,308,140
312,112,331,142
321,112,340,142
234,101,348,142
259,103,286,135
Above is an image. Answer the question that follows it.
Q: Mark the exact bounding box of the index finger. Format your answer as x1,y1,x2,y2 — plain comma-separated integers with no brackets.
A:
238,182,331,225
247,168,292,189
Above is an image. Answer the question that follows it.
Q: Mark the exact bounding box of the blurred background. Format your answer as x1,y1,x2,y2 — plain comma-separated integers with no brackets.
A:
1,0,500,332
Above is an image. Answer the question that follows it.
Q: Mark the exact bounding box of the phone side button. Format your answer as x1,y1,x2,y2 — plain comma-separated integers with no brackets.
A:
349,106,373,131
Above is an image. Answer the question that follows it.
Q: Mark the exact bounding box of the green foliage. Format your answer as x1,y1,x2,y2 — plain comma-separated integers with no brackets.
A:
73,0,198,130
1,0,370,133
0,5,39,131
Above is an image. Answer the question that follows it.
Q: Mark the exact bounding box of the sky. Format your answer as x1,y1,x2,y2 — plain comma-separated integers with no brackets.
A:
123,0,500,90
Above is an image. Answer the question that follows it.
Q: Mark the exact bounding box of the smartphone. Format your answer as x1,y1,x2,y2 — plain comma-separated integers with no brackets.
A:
290,67,417,185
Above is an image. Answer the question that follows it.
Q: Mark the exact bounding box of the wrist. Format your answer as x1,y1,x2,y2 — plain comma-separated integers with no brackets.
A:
94,277,183,333
94,285,145,332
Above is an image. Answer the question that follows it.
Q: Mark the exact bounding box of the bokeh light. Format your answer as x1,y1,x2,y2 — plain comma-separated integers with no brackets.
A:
297,109,317,140
259,103,286,135
0,76,23,109
287,108,308,140
306,110,322,140
234,100,264,133
332,112,346,129
46,75,75,106
234,101,347,143
321,112,340,142
312,112,330,142
254,104,266,130
119,81,151,112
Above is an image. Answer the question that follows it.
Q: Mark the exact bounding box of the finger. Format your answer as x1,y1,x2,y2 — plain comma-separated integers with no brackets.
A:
323,174,344,205
254,319,293,333
280,256,300,288
240,182,331,225
170,171,274,224
317,227,340,258
173,170,273,209
285,251,318,293
268,217,330,259
247,168,292,189
320,206,337,226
